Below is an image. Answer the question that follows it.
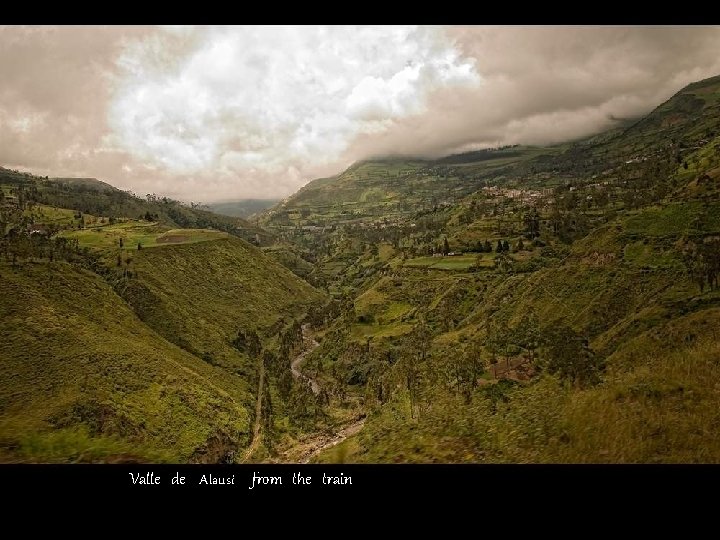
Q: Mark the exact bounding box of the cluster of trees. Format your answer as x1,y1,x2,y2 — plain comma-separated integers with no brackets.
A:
307,298,344,327
472,238,524,255
538,324,603,387
363,322,433,418
681,237,720,292
0,188,143,286
1,230,81,266
474,240,494,253
492,251,513,273
232,328,262,357
230,313,341,440
495,239,511,253
356,310,605,424
435,238,450,256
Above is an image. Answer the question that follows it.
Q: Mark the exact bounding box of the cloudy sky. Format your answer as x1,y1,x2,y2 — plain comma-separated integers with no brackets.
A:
2,25,720,202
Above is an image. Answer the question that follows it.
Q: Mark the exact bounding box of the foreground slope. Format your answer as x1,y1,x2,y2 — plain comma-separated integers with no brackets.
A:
1,172,325,462
0,261,251,463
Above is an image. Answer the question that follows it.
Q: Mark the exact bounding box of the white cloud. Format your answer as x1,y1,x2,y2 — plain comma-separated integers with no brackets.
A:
107,26,480,180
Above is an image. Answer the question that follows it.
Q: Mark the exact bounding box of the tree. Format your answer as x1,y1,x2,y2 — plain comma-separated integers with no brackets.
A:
411,318,432,362
523,208,541,238
119,237,124,248
247,330,262,358
442,237,450,256
396,348,419,418
472,254,484,271
511,312,541,361
462,339,486,396
484,240,492,253
706,239,720,290
502,240,510,252
517,238,525,252
681,239,708,293
232,330,248,352
494,251,513,273
496,239,504,253
484,318,515,376
540,324,602,387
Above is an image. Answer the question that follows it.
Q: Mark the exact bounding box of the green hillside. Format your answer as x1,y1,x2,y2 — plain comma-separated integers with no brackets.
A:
122,236,324,374
0,170,272,245
261,147,548,231
0,169,326,463
254,74,720,464
0,261,252,463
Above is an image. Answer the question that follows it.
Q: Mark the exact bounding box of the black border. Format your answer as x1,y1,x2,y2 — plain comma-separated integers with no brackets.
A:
2,20,719,507
1,5,720,25
2,463,718,499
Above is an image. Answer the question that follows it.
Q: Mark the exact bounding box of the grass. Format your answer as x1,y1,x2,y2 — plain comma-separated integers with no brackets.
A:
350,322,415,340
623,241,682,268
24,205,80,227
623,202,720,237
323,330,720,463
0,229,324,463
313,435,361,464
60,221,228,251
0,261,253,462
404,255,478,271
377,243,395,261
355,287,387,314
554,335,720,463
6,426,173,463
377,302,414,324
123,236,325,371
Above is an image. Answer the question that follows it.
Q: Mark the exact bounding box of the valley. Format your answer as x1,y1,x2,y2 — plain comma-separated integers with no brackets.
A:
3,73,720,463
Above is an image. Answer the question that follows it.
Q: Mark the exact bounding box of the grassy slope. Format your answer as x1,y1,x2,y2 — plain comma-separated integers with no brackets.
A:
60,221,229,250
0,171,273,245
1,208,324,462
319,197,720,461
273,74,720,227
261,151,540,229
0,261,251,463
309,75,720,463
317,204,720,462
123,236,325,374
207,199,279,219
325,330,720,464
